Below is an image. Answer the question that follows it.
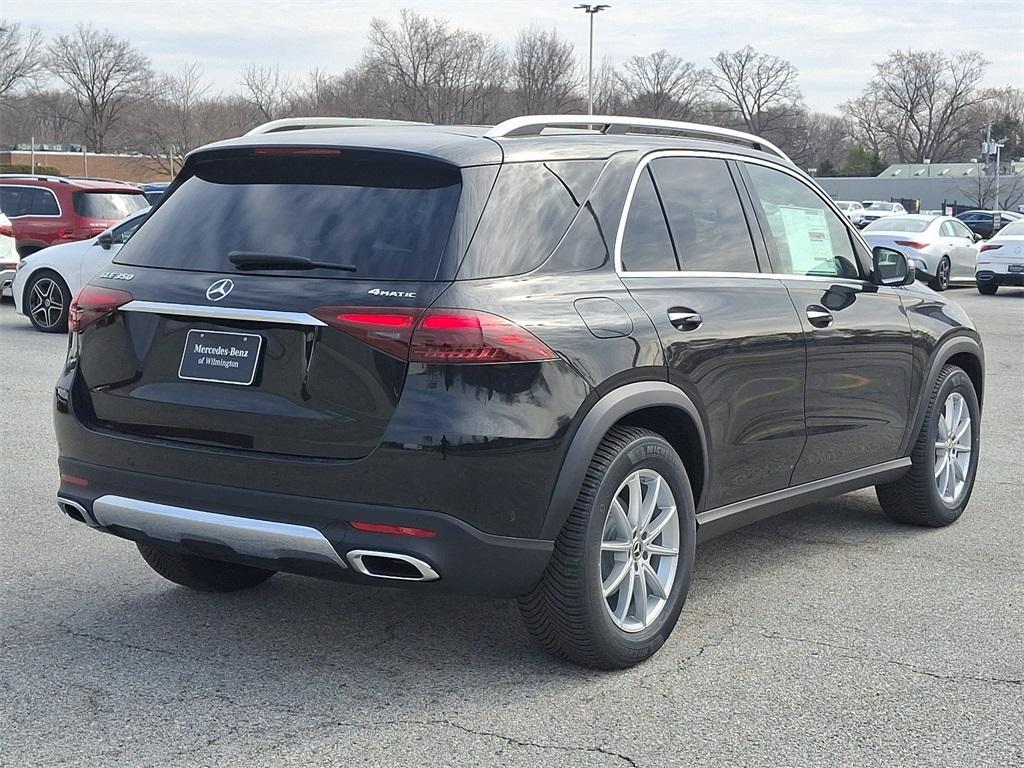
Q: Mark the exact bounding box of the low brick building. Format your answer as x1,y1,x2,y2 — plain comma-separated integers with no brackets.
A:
0,150,174,183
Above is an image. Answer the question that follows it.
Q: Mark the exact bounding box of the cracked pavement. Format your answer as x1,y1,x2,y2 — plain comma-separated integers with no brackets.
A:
1,289,1021,767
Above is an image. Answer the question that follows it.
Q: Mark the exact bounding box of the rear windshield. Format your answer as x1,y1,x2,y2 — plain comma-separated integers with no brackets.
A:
116,149,462,280
73,191,148,219
864,217,929,232
998,220,1024,237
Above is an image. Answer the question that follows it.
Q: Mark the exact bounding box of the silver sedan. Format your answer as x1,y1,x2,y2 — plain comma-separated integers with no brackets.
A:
862,214,981,291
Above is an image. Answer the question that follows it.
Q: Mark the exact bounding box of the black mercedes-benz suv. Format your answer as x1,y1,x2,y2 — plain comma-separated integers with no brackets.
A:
53,116,984,668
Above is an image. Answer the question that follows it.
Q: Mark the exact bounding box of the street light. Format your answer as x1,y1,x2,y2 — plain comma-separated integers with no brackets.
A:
574,4,610,116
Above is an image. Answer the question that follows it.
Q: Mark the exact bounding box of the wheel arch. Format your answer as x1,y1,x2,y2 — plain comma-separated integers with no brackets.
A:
901,333,985,456
540,382,709,539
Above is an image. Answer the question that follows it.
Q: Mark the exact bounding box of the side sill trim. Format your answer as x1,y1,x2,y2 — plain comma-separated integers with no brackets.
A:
696,458,911,543
121,301,327,327
91,495,347,568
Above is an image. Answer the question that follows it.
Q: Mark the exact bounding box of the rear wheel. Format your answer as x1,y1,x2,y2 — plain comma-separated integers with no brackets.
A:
137,543,276,592
876,364,980,526
518,426,696,668
25,271,71,333
929,257,950,291
977,283,998,295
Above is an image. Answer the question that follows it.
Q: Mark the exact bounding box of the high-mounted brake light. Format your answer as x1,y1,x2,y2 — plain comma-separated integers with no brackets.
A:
349,521,437,538
979,243,1003,252
894,240,928,250
69,285,134,333
251,147,342,157
310,306,557,364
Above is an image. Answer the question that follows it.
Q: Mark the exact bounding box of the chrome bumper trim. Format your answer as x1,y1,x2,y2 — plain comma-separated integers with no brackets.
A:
120,301,327,326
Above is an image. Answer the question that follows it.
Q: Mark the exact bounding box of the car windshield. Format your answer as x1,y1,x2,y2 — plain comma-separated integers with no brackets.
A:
73,191,149,219
865,202,895,211
864,217,930,233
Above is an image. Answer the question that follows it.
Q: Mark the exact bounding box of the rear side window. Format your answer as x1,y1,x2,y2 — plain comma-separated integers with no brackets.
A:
30,188,61,215
458,160,603,279
0,186,27,216
650,157,758,273
73,192,148,219
116,150,462,280
620,168,676,272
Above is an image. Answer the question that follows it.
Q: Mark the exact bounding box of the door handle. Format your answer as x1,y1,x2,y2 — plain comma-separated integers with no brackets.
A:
806,305,833,328
668,308,702,331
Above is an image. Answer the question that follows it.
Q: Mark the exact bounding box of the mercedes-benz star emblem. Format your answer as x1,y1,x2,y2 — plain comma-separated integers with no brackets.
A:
206,278,234,302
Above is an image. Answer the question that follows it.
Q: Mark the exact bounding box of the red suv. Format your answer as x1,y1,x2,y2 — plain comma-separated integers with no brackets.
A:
0,175,148,256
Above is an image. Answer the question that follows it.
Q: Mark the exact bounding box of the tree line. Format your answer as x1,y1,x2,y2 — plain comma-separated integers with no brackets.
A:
1,10,1021,178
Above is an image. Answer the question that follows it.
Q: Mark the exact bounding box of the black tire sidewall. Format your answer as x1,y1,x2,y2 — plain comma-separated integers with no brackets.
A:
581,434,696,665
920,368,981,521
26,271,70,333
931,258,950,291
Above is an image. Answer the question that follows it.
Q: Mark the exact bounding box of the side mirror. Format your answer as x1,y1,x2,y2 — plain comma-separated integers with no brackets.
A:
972,231,983,242
872,246,915,286
96,231,113,250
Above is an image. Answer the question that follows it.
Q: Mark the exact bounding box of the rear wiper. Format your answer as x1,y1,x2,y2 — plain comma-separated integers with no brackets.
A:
228,251,357,272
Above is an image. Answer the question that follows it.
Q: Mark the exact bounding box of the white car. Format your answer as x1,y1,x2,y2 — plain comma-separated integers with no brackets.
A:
834,200,865,225
861,214,980,291
976,219,1024,295
858,201,908,228
12,207,149,332
0,212,17,297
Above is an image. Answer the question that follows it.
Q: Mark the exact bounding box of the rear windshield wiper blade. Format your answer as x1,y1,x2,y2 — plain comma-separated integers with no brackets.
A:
228,251,357,272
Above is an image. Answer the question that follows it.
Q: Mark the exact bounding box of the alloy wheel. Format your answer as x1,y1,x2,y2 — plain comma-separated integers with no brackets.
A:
29,277,66,330
937,259,950,289
934,392,972,504
599,469,680,633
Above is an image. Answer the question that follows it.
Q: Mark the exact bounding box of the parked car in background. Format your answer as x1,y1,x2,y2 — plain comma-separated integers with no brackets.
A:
857,201,907,228
862,214,979,290
955,209,1023,240
52,115,984,669
12,207,149,332
0,212,17,297
139,182,170,205
834,200,865,225
0,176,148,257
976,219,1024,295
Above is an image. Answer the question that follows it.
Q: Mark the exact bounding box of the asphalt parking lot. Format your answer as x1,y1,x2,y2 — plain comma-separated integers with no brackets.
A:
1,288,1021,768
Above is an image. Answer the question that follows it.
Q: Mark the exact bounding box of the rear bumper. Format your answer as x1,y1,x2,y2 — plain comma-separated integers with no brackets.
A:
0,267,15,295
56,458,553,597
976,269,1024,286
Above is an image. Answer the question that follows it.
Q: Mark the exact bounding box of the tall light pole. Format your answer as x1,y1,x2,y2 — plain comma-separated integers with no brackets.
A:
574,4,610,116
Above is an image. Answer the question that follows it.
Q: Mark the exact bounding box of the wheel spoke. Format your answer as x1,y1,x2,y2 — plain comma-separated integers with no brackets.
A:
941,460,954,498
934,451,948,479
954,417,971,447
601,540,631,553
602,560,631,598
642,561,667,600
951,453,967,482
632,567,648,626
646,506,676,538
646,543,678,557
626,473,642,527
638,475,660,532
610,499,630,540
615,568,635,624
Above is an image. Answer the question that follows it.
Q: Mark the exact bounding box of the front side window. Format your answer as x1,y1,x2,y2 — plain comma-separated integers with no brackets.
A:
620,167,676,272
0,186,26,216
649,157,759,273
744,164,860,279
111,213,148,244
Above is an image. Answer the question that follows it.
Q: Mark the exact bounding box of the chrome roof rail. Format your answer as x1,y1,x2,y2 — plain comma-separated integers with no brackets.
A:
245,117,430,136
484,115,792,163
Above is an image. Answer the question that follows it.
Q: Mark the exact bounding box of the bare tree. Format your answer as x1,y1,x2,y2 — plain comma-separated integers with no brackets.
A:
510,27,581,114
841,91,892,158
707,45,804,136
132,62,213,176
617,50,705,120
591,56,623,114
240,64,294,122
843,50,989,163
0,19,45,99
47,24,153,152
958,170,1024,210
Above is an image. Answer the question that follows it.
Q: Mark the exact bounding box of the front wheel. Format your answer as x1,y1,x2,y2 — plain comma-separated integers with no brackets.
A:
518,426,696,668
977,283,998,296
876,364,980,526
25,271,71,333
929,257,951,291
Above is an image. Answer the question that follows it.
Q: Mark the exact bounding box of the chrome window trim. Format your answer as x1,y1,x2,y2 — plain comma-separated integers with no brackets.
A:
613,150,874,284
120,300,327,326
0,183,64,219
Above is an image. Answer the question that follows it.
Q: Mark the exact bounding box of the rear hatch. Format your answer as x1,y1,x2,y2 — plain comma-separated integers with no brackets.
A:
73,147,467,459
71,188,149,239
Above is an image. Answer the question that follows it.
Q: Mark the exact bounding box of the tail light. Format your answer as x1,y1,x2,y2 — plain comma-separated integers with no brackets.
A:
311,306,557,364
894,240,928,250
979,243,1002,252
0,221,13,238
349,521,437,537
69,285,134,333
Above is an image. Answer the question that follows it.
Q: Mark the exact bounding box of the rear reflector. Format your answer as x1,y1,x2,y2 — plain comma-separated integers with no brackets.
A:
894,240,928,250
59,473,89,487
311,306,557,364
69,285,134,333
979,243,1003,252
349,521,438,538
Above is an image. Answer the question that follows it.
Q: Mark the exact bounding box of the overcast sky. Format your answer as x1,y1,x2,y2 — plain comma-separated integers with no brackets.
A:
7,0,1023,112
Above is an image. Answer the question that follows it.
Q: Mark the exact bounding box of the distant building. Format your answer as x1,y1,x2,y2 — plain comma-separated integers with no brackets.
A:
0,150,173,183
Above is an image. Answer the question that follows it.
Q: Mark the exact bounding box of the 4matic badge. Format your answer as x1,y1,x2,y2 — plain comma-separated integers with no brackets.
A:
368,288,416,298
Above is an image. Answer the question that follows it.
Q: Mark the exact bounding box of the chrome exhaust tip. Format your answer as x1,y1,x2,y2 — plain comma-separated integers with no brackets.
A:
57,496,100,527
346,550,440,582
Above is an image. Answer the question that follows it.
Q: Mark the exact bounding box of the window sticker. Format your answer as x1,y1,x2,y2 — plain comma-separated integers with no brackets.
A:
777,205,834,273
